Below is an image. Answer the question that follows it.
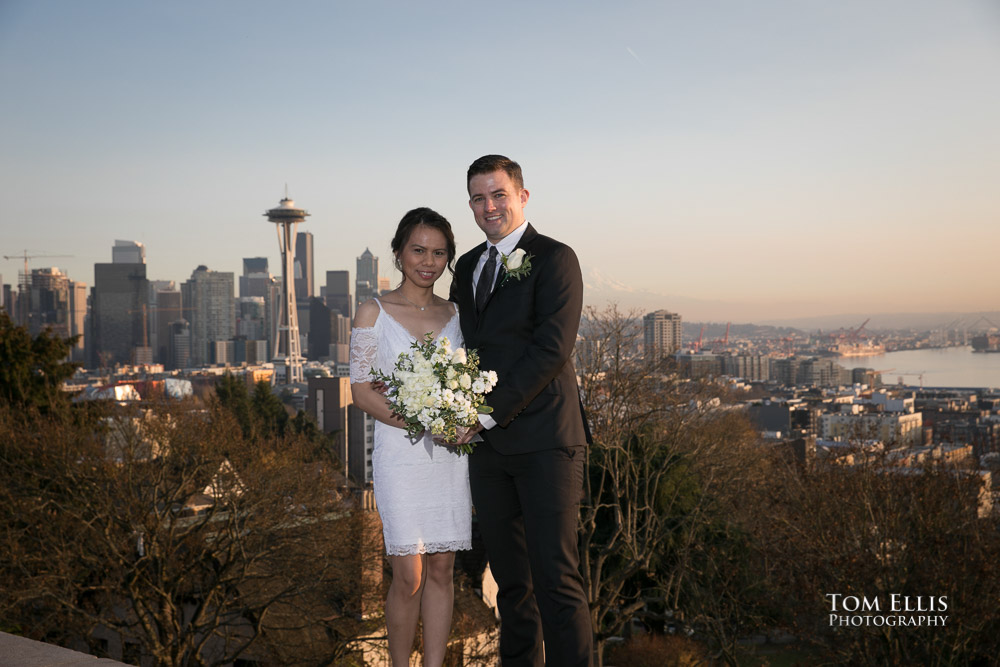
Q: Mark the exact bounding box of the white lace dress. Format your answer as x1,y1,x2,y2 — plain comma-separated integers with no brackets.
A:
350,299,472,556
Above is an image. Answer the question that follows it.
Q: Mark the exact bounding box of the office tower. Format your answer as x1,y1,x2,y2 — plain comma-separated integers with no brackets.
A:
68,279,87,362
237,296,267,341
294,231,314,300
2,283,15,321
181,266,235,367
169,319,191,370
240,257,271,298
153,288,183,366
26,267,71,339
643,310,683,360
112,239,146,265
378,276,391,294
324,270,351,319
309,298,351,363
356,248,378,308
265,195,309,384
92,261,148,367
307,376,375,484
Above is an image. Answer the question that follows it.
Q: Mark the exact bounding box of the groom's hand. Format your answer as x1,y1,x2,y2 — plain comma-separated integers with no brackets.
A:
434,423,483,447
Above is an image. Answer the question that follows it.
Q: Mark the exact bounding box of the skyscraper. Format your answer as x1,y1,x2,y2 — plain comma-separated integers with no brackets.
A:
240,257,270,298
92,263,148,367
356,248,378,309
643,310,683,360
27,267,71,339
182,266,235,366
294,231,314,300
68,279,87,362
112,239,146,265
153,287,183,366
324,270,351,319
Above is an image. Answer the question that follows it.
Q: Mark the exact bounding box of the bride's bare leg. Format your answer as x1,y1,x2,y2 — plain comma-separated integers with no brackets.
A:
387,554,425,666
420,551,456,666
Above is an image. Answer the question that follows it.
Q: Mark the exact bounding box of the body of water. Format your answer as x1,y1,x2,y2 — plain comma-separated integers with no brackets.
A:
838,346,1000,390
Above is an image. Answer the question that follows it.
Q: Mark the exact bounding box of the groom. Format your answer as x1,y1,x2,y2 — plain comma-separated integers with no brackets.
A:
450,155,593,666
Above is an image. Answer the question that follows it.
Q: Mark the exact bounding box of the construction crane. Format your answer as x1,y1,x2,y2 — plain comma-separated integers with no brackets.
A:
2,250,74,325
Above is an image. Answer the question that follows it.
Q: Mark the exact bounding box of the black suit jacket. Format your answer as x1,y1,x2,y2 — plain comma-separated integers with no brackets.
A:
450,224,589,455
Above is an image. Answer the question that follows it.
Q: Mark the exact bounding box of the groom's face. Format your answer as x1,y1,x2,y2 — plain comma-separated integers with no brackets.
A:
468,170,529,244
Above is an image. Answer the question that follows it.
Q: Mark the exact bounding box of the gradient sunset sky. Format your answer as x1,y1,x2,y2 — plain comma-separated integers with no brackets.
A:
2,1,998,321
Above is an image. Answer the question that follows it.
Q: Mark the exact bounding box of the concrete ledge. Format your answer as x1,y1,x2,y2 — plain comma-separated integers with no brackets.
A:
0,632,128,666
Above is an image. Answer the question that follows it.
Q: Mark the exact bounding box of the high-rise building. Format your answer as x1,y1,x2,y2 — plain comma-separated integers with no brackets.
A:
307,376,374,484
324,270,352,319
643,310,683,360
237,296,267,341
168,319,191,370
68,279,87,363
152,288,183,366
2,282,15,321
27,267,71,339
112,239,146,265
182,266,235,367
356,248,379,308
91,262,148,367
240,257,270,298
309,298,351,363
294,231,314,300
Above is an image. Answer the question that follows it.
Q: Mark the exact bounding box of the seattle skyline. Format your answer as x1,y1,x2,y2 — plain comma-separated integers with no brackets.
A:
2,1,998,322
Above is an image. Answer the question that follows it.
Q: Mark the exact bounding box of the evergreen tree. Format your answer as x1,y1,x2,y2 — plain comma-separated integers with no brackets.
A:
0,311,78,414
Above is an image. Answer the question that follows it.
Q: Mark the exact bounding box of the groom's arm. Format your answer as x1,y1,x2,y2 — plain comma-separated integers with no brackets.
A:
486,242,583,428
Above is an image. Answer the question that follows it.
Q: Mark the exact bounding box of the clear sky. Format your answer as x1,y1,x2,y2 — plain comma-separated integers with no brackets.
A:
2,0,998,322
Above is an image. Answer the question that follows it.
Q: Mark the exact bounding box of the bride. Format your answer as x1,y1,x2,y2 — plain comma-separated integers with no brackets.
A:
349,208,472,666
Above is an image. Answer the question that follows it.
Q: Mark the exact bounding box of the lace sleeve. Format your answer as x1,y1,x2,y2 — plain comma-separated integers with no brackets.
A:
350,327,378,384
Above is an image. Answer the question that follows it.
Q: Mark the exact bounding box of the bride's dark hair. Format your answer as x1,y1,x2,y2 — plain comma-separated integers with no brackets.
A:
391,207,457,280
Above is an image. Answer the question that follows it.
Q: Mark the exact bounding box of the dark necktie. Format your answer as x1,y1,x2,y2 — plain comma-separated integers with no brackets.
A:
476,246,498,313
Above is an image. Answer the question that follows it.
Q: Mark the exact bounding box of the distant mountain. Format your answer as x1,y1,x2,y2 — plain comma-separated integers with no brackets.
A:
580,266,1000,333
581,266,757,321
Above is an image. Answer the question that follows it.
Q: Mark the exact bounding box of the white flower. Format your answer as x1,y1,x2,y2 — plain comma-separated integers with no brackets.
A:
459,374,472,389
472,379,486,394
505,248,526,270
451,348,467,364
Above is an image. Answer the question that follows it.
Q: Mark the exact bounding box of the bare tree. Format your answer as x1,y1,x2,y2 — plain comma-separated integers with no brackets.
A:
0,401,377,666
577,305,766,665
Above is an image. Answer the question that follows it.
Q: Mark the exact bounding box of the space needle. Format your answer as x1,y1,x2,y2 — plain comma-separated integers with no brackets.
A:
264,192,310,385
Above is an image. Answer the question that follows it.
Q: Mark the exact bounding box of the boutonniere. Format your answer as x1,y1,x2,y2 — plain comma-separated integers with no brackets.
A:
500,248,533,285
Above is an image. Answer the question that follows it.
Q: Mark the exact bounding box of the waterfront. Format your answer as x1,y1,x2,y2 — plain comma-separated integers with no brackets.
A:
839,346,1000,390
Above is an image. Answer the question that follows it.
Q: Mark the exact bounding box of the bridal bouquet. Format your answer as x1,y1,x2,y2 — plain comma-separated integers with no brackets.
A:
372,334,496,454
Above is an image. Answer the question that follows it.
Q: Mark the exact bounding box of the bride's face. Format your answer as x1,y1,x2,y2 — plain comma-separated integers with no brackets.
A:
398,224,449,288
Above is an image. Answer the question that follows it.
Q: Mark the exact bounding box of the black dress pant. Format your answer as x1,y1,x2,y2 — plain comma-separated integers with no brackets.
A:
469,442,593,667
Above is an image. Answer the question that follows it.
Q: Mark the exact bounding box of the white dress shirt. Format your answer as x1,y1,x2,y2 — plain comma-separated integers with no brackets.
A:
472,220,529,301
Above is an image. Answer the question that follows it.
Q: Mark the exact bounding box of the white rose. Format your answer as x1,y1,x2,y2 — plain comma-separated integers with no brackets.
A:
451,348,467,364
505,248,526,270
459,374,472,389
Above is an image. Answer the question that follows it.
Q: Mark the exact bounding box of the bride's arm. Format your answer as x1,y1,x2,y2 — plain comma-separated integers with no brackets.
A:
350,300,406,428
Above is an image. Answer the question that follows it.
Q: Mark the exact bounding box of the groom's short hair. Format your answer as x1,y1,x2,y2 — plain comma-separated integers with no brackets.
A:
467,154,524,192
